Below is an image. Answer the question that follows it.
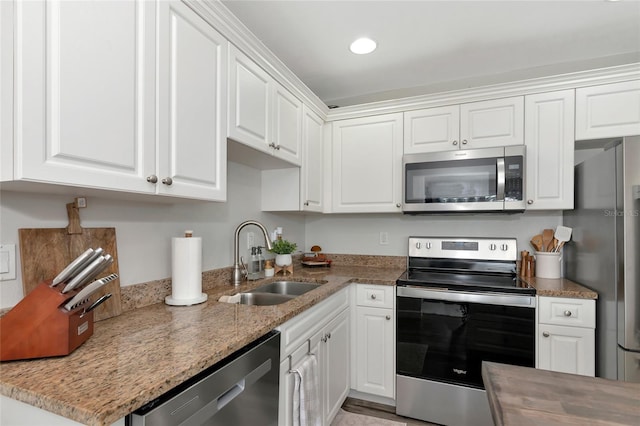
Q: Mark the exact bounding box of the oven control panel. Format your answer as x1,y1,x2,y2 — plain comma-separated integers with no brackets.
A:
408,237,517,261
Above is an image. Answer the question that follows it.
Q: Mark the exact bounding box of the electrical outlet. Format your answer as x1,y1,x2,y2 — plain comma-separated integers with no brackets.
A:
0,244,17,281
247,232,255,250
379,232,389,245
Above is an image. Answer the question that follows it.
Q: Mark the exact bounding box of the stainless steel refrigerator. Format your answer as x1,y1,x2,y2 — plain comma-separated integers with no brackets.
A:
563,136,640,382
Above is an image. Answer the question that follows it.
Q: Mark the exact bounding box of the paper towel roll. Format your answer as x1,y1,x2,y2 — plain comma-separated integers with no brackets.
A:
165,236,207,306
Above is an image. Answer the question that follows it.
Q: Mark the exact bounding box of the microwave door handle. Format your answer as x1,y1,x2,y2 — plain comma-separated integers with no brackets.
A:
496,158,505,201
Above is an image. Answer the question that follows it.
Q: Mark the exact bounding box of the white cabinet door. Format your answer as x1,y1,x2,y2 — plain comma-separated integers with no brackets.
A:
228,44,270,152
354,306,395,398
0,0,13,182
460,96,524,149
404,105,460,153
301,106,324,212
13,0,155,192
331,113,403,213
576,80,640,140
156,0,227,201
524,90,575,210
272,83,302,165
537,324,595,377
323,308,350,426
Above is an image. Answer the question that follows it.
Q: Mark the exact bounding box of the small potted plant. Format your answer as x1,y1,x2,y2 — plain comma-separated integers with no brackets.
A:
269,239,297,267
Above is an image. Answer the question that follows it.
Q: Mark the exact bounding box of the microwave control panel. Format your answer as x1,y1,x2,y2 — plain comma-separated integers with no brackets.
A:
504,155,524,201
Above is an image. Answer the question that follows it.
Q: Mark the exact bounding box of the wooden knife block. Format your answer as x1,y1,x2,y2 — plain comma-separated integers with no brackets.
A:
0,281,94,361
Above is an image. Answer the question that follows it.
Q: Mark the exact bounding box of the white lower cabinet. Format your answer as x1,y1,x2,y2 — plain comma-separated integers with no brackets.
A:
536,296,595,377
351,284,395,400
277,288,350,426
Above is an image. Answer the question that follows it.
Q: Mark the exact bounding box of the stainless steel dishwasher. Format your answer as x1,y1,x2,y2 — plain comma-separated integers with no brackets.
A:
128,330,280,426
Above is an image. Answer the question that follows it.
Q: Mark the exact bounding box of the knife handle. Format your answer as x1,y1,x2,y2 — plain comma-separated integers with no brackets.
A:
80,294,112,318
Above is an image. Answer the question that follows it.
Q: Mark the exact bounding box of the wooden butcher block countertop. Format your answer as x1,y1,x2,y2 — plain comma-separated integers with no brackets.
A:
482,362,640,425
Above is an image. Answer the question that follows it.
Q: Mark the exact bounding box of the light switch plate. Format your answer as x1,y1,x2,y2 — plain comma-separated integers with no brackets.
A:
0,244,17,281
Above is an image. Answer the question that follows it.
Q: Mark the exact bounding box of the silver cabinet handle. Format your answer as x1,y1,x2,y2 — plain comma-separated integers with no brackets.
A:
527,200,534,205
371,294,377,300
452,140,458,146
386,315,391,320
461,139,468,145
146,175,158,184
543,331,550,337
162,177,173,186
564,310,572,317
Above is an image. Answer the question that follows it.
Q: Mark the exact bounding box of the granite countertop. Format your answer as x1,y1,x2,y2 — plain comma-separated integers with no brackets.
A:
520,277,598,299
482,361,640,425
0,259,597,426
0,265,403,426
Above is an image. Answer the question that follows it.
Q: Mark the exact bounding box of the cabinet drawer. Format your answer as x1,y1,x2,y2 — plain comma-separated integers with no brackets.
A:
538,296,595,328
355,284,394,309
277,287,349,359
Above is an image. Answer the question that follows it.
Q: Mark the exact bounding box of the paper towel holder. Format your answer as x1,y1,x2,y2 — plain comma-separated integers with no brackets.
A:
165,230,208,306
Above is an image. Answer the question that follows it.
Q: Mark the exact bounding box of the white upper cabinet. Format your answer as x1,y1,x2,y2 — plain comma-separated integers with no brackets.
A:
332,113,403,213
228,45,302,166
575,80,640,140
524,90,575,210
5,0,227,201
301,105,324,212
404,96,524,154
10,0,156,193
156,0,227,200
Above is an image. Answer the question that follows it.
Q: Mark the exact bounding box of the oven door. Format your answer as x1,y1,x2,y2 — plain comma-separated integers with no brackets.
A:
396,287,535,389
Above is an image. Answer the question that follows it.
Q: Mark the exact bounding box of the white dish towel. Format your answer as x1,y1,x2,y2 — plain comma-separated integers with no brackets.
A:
292,354,321,426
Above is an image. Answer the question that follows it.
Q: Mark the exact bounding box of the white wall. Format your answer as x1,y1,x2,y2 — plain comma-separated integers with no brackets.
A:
0,162,305,308
305,211,562,257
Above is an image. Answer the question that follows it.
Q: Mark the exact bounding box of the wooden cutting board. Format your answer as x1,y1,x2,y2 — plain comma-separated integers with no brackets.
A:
18,201,122,321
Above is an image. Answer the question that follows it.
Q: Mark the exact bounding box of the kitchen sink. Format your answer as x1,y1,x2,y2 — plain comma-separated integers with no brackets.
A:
239,281,324,306
251,281,322,296
239,292,295,306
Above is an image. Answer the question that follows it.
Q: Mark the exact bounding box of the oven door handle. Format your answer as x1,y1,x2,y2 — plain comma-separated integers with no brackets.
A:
396,286,536,308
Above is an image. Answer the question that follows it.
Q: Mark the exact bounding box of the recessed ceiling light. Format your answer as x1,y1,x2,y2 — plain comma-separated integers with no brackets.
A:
349,37,377,55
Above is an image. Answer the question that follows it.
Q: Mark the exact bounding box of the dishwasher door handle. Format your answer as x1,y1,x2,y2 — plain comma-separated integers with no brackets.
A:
184,358,273,424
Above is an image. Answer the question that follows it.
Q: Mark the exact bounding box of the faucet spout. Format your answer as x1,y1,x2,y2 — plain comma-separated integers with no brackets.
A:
232,220,273,285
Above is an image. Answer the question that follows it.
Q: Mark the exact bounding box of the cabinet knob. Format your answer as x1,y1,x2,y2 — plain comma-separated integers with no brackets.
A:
146,175,158,184
564,310,572,317
386,315,391,320
452,140,458,146
396,203,401,208
327,332,331,339
162,177,173,186
543,331,550,337
321,336,327,342
461,139,468,145
268,142,277,149
371,294,377,300
527,200,534,205
304,201,310,206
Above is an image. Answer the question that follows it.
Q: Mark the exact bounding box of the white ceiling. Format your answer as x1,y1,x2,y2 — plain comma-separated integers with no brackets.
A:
221,0,640,107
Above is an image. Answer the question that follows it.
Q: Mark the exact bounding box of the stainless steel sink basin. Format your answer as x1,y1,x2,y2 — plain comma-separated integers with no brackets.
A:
251,281,322,296
239,292,295,306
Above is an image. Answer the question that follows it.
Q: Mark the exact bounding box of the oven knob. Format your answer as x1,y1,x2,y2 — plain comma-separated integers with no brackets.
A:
501,244,508,251
416,242,421,249
426,242,432,249
489,244,497,251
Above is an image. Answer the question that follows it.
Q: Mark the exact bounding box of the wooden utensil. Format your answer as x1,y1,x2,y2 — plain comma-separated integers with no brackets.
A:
530,234,544,252
18,199,122,321
542,228,555,252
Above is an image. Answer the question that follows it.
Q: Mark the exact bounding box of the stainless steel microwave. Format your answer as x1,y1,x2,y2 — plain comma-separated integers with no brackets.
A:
402,146,525,213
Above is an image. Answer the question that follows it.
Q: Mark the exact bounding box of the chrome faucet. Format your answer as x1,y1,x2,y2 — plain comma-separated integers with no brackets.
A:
232,220,273,285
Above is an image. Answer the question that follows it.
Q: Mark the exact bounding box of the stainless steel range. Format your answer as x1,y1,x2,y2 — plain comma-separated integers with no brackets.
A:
396,237,536,426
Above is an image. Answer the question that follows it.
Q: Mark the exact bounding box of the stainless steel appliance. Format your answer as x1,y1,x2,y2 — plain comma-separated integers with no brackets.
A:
402,146,525,213
396,237,536,426
128,330,280,426
563,136,640,382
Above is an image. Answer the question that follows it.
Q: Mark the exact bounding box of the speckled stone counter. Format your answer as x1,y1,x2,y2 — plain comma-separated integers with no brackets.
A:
482,361,640,425
521,277,598,299
0,264,403,426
